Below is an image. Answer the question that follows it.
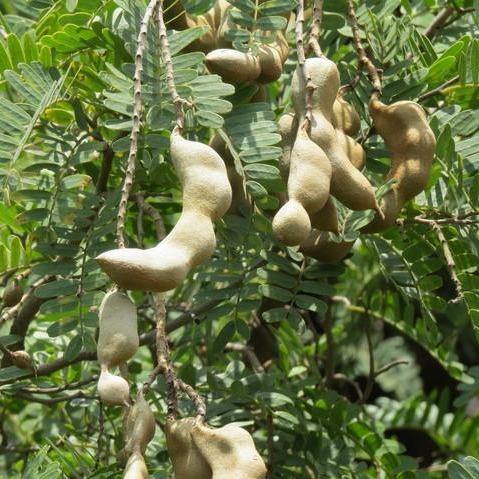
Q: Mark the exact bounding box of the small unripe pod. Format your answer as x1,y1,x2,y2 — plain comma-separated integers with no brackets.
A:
124,392,156,457
97,368,130,406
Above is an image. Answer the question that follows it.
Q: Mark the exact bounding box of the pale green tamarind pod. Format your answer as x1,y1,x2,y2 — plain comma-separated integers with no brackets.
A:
292,56,381,215
97,291,139,368
96,132,232,292
362,99,436,233
272,126,332,246
96,291,138,406
123,452,149,479
97,367,130,406
124,391,156,457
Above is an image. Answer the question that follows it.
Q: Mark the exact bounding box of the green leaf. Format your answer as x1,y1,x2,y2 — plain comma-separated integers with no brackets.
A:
35,280,80,299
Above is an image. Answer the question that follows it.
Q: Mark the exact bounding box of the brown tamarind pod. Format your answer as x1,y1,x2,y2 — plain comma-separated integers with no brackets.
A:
124,391,156,457
97,291,139,368
97,367,130,406
256,45,284,84
191,422,267,479
362,99,436,233
166,418,212,479
300,230,354,263
2,280,23,307
336,130,366,170
332,94,361,137
96,133,232,292
123,452,149,479
277,112,297,182
205,49,262,83
292,57,381,215
272,127,332,246
209,134,251,214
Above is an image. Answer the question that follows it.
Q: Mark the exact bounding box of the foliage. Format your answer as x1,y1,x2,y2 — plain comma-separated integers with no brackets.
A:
0,0,478,478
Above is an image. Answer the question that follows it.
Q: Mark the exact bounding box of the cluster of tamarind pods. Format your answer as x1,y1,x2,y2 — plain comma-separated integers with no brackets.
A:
92,1,437,477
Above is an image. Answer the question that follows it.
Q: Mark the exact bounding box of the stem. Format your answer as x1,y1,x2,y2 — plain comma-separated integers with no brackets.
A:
116,0,159,249
308,0,324,56
156,0,186,132
295,0,316,128
347,0,382,99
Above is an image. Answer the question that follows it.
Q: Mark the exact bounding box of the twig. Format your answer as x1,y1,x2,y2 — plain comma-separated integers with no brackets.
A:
225,342,264,373
134,193,166,240
347,0,381,99
417,75,459,102
323,307,335,387
361,317,375,404
412,212,479,226
307,0,324,57
156,1,187,132
431,222,464,303
424,6,455,39
116,0,159,249
295,0,316,127
143,293,179,418
374,359,409,378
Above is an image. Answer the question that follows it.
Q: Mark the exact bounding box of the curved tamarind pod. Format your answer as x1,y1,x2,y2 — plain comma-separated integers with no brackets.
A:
124,452,149,479
205,49,261,83
292,57,381,214
96,133,232,292
97,367,130,406
300,230,354,263
97,291,139,368
124,392,156,457
278,112,297,181
10,350,34,370
332,94,361,137
257,45,284,84
272,127,332,246
362,99,436,233
166,418,212,479
209,134,250,214
192,422,267,479
336,130,365,170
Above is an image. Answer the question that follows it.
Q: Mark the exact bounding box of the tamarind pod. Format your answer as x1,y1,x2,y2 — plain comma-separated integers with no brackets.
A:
124,391,156,457
166,418,211,479
97,134,231,292
309,197,340,234
300,230,355,263
124,452,149,479
332,94,361,137
209,134,250,214
335,130,366,170
362,99,436,233
97,291,139,368
2,280,23,307
291,57,380,214
272,128,332,246
256,45,284,84
278,112,297,182
205,49,261,83
97,368,130,406
192,422,267,479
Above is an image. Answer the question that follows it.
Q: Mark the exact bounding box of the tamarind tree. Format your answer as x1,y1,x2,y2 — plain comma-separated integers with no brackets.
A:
0,0,478,477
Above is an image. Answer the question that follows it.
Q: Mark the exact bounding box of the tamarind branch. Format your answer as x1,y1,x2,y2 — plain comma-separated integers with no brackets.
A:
347,0,382,98
156,0,188,132
429,221,464,304
134,193,166,240
308,0,324,57
116,0,159,249
295,0,316,127
424,5,455,39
